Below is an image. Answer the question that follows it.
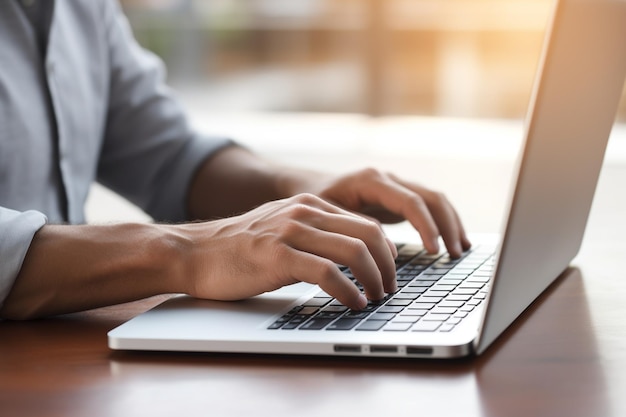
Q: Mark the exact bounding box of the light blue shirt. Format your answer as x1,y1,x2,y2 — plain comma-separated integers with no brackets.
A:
0,0,233,306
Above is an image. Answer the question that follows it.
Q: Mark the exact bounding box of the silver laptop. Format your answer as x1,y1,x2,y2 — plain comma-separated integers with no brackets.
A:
108,0,626,358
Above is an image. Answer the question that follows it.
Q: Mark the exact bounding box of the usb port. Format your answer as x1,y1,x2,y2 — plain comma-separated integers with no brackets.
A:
370,345,398,353
334,345,361,353
406,346,433,355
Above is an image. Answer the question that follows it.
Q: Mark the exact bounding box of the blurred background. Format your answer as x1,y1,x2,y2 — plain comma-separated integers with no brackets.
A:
89,0,626,227
119,0,626,121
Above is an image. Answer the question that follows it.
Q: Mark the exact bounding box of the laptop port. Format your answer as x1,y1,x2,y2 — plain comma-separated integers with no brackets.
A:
334,344,361,353
370,345,398,353
406,346,433,355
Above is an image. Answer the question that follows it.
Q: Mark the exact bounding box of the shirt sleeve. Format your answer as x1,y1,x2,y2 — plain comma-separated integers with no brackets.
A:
96,0,234,222
0,207,47,308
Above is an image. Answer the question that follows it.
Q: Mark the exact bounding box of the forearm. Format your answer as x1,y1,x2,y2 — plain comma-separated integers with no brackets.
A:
188,145,331,220
0,223,187,320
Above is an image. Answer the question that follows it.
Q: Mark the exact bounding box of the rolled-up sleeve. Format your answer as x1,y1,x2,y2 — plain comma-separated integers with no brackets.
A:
0,208,47,307
96,0,234,222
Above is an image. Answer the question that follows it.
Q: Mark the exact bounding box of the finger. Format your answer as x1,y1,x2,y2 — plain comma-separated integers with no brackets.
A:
424,195,465,258
285,221,392,300
389,174,471,257
453,207,472,251
279,246,368,310
284,195,398,293
306,209,397,293
349,175,442,254
302,193,399,260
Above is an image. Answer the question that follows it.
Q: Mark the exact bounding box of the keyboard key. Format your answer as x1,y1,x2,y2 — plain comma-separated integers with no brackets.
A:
316,311,343,319
410,302,436,310
431,307,458,315
432,284,457,291
458,282,485,289
452,288,478,295
303,297,332,307
444,273,470,279
439,324,456,332
415,296,444,304
282,321,304,330
467,275,491,283
446,294,472,302
429,268,452,274
411,321,442,332
370,312,397,321
383,322,412,331
327,318,362,330
385,299,413,307
298,307,320,315
356,320,387,331
423,313,451,321
422,290,450,297
452,267,477,274
401,287,428,294
399,309,428,317
377,306,404,314
393,293,420,300
438,300,465,308
322,305,349,313
408,281,436,288
300,318,335,330
439,278,463,285
344,311,371,319
391,316,419,323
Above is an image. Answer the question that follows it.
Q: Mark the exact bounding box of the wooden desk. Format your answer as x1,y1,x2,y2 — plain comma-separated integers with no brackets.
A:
3,116,626,417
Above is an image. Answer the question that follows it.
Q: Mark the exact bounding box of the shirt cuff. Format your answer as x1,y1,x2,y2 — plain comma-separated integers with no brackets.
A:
146,135,236,222
0,208,47,308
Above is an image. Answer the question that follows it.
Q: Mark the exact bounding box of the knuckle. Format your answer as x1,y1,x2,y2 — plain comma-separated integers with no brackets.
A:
270,244,292,272
277,219,302,238
315,259,340,283
286,203,313,219
362,217,383,235
406,193,427,210
358,167,384,181
292,192,319,205
345,237,369,260
429,191,449,206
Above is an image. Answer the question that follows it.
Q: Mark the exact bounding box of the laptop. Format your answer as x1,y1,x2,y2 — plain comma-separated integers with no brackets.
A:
108,0,626,358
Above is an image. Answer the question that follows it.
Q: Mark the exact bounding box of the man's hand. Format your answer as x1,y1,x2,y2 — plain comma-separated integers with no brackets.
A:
294,168,472,259
178,193,398,310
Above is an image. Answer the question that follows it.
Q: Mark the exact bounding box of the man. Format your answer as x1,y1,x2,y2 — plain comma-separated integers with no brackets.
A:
0,0,470,320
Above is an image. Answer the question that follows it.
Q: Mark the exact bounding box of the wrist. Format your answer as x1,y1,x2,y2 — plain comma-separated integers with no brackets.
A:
273,166,330,199
150,224,193,295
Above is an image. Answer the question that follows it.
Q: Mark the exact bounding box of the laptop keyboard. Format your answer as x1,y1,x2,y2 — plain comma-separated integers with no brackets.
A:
268,244,495,333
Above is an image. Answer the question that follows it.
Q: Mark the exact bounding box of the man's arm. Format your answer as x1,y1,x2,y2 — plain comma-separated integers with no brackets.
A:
0,223,185,320
0,195,396,320
0,145,470,320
